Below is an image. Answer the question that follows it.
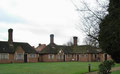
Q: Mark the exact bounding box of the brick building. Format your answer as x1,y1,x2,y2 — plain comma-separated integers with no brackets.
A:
0,29,112,63
35,44,46,52
0,29,38,63
39,34,112,62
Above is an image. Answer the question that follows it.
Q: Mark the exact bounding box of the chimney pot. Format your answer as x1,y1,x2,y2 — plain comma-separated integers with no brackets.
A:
50,34,54,44
39,43,41,46
8,28,13,44
73,36,78,46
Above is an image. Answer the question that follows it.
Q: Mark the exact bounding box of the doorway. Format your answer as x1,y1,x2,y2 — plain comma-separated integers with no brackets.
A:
24,54,27,63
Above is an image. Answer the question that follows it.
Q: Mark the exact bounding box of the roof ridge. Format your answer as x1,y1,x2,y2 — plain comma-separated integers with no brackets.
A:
0,41,8,43
13,42,28,44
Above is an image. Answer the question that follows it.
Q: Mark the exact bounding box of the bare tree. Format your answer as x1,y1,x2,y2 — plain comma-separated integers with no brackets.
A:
66,41,73,46
64,37,73,46
71,0,109,47
83,36,99,47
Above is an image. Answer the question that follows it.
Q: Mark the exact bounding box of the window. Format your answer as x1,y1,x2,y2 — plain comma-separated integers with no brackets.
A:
15,53,24,60
67,54,72,58
84,54,88,57
30,54,36,58
48,54,54,59
79,55,81,58
57,55,63,59
81,54,84,57
0,53,9,60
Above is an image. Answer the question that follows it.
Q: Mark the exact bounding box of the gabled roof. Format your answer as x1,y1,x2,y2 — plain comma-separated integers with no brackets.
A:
40,43,72,54
0,41,37,53
35,44,46,52
40,43,101,54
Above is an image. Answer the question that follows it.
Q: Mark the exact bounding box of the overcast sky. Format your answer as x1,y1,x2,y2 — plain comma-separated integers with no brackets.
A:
0,0,87,47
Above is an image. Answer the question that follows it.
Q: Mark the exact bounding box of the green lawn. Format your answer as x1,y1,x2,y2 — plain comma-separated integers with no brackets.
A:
0,62,119,74
112,70,120,74
0,62,100,74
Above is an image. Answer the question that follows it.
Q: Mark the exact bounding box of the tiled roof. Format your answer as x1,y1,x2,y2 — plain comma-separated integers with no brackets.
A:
0,41,14,53
72,45,101,54
40,43,101,54
0,41,37,53
35,44,46,52
40,43,71,54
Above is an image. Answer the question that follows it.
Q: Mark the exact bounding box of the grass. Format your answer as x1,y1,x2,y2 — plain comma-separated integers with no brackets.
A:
0,62,119,74
112,70,120,74
111,64,120,74
0,62,100,74
114,64,120,67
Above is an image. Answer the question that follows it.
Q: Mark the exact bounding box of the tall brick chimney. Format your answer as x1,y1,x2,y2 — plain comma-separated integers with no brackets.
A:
50,34,54,44
73,36,78,46
8,28,13,45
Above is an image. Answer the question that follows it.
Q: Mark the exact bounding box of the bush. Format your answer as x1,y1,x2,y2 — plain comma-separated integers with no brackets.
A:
98,60,115,74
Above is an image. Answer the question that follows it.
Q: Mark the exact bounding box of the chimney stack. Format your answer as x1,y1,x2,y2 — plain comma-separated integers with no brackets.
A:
73,36,78,46
50,34,54,44
8,28,13,44
39,43,41,46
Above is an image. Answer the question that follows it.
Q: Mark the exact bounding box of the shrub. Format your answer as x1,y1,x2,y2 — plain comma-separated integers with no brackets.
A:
98,60,115,74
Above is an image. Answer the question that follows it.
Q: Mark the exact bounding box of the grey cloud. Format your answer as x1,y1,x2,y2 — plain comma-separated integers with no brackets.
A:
0,9,27,24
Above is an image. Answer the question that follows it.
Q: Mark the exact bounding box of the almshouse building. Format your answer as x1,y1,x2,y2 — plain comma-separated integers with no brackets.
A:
38,34,112,62
0,29,112,63
0,29,38,63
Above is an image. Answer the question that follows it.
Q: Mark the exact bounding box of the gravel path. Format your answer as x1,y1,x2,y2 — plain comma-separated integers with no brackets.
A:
85,66,120,74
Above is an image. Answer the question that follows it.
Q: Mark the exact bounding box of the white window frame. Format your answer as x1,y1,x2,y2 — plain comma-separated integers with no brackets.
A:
57,55,63,60
29,54,36,58
48,54,54,59
0,53,9,60
15,53,24,60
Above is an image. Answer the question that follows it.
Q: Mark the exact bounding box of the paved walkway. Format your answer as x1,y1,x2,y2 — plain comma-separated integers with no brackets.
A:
85,67,120,74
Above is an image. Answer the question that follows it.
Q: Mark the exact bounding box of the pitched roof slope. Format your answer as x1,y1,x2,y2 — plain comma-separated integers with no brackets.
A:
0,41,14,53
35,44,46,52
40,43,101,54
40,43,72,54
72,45,101,54
0,41,37,53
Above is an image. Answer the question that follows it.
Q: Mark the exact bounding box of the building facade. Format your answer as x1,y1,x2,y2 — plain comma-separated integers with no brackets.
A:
0,29,38,63
0,29,112,63
39,34,112,62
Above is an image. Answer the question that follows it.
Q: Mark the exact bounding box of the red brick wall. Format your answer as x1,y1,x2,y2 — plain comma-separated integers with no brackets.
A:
65,54,77,62
99,53,112,62
98,53,104,62
40,54,91,62
39,53,113,62
41,54,57,62
77,54,89,62
0,54,14,63
14,46,24,63
27,54,38,63
0,46,39,63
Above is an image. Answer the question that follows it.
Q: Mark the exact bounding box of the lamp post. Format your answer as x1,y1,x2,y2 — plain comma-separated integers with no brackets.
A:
88,64,91,72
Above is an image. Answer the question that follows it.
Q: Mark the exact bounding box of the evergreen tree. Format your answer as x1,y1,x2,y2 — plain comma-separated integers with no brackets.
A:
99,0,120,63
